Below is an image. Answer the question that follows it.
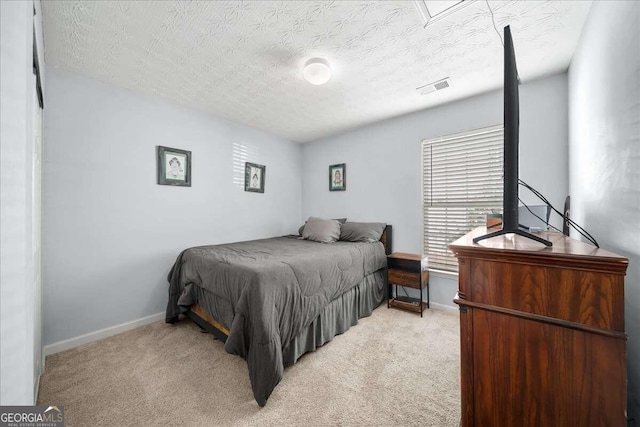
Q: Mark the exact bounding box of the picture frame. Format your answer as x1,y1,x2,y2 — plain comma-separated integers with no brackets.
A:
329,163,346,191
245,162,266,193
157,146,191,187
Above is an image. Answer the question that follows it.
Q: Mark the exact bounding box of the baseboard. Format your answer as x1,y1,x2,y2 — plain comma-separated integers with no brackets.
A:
429,302,459,314
44,312,164,356
34,374,40,404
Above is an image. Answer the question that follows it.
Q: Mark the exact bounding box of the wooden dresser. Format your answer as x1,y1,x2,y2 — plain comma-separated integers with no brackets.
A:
449,227,629,427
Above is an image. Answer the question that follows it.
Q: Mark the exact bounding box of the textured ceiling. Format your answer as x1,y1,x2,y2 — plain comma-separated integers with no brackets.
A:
42,1,592,143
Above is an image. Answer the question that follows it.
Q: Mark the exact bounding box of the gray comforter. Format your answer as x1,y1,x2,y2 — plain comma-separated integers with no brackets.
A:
165,236,387,406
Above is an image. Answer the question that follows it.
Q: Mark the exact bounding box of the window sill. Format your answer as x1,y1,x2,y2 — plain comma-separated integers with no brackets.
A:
428,268,459,280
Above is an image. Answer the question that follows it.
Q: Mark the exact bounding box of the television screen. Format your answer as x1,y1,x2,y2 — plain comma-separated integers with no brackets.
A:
473,26,552,247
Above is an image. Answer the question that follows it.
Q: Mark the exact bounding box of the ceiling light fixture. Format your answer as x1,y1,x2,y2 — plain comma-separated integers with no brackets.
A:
414,0,474,28
303,58,332,86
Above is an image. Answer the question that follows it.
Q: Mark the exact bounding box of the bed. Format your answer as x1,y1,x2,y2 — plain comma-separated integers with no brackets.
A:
165,225,392,406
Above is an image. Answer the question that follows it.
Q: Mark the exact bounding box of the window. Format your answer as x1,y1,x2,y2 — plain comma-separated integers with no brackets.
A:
422,125,504,272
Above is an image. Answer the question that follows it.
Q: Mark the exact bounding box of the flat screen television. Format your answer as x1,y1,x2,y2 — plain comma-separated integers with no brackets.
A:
473,25,552,247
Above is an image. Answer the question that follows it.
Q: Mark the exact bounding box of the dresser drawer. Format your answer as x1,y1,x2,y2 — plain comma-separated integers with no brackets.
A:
388,268,424,289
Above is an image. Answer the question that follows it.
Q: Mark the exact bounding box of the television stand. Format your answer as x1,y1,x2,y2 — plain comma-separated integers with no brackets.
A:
472,227,552,246
450,228,628,426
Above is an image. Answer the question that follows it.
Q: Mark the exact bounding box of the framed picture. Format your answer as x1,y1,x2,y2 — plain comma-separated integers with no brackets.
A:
245,162,265,193
157,146,191,186
329,163,346,191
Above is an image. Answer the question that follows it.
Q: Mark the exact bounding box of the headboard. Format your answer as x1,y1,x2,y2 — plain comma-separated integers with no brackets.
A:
380,225,393,255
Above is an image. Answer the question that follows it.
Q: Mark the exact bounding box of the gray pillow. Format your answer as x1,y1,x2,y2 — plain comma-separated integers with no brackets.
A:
298,217,346,236
339,222,387,243
302,218,341,243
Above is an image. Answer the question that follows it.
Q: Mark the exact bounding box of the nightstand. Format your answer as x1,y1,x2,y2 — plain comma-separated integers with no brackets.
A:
387,252,429,317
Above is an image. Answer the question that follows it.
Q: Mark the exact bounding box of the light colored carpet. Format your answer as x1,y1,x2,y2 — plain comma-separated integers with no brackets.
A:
38,306,460,426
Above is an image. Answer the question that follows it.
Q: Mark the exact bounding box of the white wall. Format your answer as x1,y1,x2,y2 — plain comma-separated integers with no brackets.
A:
0,0,41,405
43,67,302,346
568,0,640,420
302,73,569,307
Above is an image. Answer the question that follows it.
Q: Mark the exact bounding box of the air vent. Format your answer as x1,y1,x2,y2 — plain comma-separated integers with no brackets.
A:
417,77,451,95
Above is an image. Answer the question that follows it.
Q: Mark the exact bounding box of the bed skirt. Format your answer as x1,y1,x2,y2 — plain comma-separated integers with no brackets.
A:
282,268,386,367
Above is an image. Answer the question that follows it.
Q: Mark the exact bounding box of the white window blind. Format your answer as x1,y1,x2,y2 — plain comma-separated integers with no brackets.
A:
422,125,504,271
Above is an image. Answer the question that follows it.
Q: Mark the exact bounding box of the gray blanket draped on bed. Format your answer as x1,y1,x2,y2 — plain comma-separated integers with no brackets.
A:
165,236,387,406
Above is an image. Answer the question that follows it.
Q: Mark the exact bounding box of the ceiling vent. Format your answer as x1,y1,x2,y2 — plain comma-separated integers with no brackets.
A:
417,78,451,95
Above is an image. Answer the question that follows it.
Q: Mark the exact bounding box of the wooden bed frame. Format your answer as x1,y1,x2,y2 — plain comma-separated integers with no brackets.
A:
185,225,393,342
